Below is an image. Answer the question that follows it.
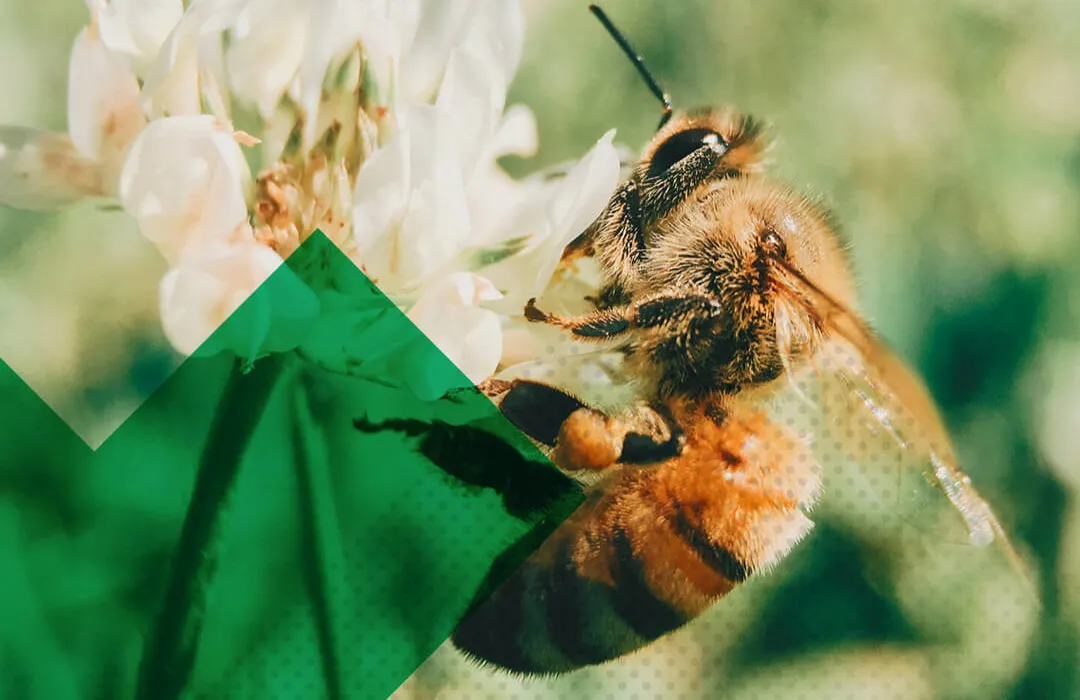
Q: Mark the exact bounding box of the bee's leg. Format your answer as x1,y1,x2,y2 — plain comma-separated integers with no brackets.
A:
524,298,637,340
475,377,513,398
560,230,595,263
616,402,687,464
496,379,686,472
524,291,723,340
633,291,724,329
638,139,734,225
554,403,685,471
577,180,648,292
584,282,631,310
498,379,591,447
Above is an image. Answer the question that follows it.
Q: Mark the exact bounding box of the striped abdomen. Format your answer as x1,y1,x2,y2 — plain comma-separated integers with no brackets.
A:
452,408,821,675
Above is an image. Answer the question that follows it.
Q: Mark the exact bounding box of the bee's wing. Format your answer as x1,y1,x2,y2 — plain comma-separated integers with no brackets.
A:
760,259,1034,593
0,127,107,210
808,332,1001,547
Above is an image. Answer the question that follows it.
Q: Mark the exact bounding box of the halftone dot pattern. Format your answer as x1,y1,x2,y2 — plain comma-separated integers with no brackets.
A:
381,258,1039,698
204,603,325,699
118,232,583,699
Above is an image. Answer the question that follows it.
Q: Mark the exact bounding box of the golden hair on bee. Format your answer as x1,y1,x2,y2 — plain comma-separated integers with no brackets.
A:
359,2,1034,679
450,399,819,676
531,175,853,402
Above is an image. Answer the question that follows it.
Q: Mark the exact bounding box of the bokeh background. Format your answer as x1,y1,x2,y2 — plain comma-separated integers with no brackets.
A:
1,0,1078,698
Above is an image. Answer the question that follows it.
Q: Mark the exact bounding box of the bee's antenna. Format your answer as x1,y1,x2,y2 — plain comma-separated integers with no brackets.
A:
588,4,673,131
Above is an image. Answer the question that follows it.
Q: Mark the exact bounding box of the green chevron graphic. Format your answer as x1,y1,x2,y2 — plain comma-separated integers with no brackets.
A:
0,231,582,700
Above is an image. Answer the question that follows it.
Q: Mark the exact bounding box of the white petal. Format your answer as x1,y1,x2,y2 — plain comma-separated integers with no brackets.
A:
351,126,410,261
402,272,504,398
0,127,105,210
488,104,537,159
226,0,308,117
477,129,621,309
297,0,367,148
352,105,471,290
397,0,478,104
435,43,503,180
140,0,246,118
159,236,319,358
463,167,543,250
97,0,185,77
159,244,242,356
394,108,471,285
460,105,540,249
118,115,250,262
140,14,201,117
357,0,416,110
193,0,252,32
408,271,502,315
529,129,620,292
462,0,524,88
67,24,146,184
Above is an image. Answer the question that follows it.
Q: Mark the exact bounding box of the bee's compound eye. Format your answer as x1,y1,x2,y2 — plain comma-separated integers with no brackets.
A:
760,228,787,258
647,128,726,178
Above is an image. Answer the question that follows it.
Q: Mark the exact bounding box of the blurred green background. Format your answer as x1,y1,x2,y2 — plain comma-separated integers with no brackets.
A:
1,0,1078,698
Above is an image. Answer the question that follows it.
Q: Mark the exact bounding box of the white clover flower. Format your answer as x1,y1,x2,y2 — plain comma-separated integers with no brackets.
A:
399,272,504,400
92,0,185,77
118,115,252,263
0,0,620,394
68,13,147,180
159,231,318,358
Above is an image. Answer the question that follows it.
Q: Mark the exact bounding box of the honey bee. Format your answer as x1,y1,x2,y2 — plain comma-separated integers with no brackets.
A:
359,4,1033,677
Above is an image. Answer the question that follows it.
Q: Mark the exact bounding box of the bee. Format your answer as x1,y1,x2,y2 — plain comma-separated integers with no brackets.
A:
360,4,1032,677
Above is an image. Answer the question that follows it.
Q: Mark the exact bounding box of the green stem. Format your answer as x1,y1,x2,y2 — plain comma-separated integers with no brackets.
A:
291,373,347,700
135,353,290,700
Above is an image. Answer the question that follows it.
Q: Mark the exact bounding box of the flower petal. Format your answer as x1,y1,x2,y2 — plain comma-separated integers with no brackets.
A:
351,125,410,259
118,115,251,262
96,0,185,77
527,128,620,294
225,0,308,117
488,103,538,160
140,12,201,117
400,271,504,399
352,105,471,290
397,0,478,104
476,129,621,310
0,127,105,210
140,0,247,118
160,236,319,359
67,22,147,187
435,43,504,181
298,0,372,148
462,0,523,89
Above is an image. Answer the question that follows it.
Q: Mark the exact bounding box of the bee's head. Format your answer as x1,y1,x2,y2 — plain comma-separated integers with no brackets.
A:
639,107,770,182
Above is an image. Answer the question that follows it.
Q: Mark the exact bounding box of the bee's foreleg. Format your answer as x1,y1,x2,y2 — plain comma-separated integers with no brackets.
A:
632,291,724,329
638,134,732,224
523,298,635,340
524,291,722,341
586,179,647,291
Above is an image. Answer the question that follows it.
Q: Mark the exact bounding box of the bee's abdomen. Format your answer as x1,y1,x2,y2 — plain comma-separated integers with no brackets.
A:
452,409,819,676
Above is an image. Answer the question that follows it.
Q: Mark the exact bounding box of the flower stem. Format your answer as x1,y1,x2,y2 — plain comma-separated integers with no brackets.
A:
291,373,348,700
135,353,291,700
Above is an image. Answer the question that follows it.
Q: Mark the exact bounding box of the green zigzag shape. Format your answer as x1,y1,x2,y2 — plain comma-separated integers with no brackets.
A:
0,231,582,699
